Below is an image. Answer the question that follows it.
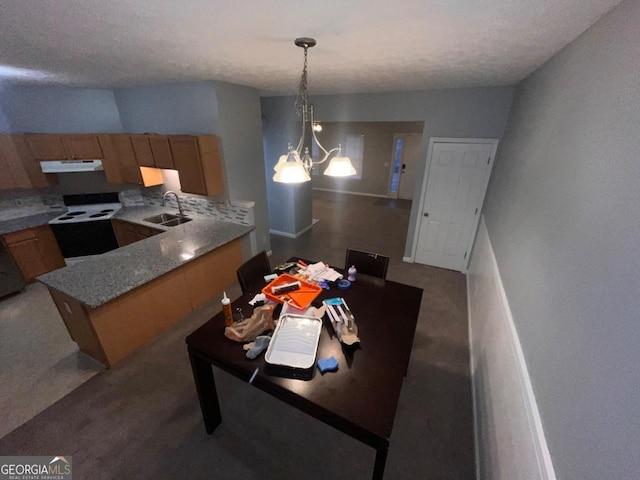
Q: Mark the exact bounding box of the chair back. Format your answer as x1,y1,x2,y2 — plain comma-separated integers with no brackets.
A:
237,250,271,294
344,248,389,279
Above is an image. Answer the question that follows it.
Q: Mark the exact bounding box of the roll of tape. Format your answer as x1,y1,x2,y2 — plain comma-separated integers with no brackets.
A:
337,279,351,289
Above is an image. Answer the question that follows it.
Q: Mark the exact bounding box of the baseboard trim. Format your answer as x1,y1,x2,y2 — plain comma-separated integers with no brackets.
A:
468,217,556,480
312,187,388,198
270,219,320,239
402,256,413,263
467,273,481,480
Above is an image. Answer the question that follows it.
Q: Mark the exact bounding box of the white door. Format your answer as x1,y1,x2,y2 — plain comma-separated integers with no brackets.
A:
388,134,422,200
414,140,497,271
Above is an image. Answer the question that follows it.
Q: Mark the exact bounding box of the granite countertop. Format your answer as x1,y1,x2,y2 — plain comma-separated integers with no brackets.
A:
0,210,64,236
37,206,253,308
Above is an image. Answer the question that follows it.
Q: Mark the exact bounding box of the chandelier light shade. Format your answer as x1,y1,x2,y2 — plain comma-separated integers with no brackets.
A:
273,37,357,184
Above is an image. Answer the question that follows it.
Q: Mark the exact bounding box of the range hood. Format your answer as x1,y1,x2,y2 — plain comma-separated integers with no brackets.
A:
40,160,104,173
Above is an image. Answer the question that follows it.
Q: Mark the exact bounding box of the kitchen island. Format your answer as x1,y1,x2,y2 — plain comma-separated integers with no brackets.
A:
38,207,253,367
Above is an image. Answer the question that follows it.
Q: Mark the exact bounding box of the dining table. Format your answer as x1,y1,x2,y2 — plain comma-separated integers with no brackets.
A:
185,264,423,479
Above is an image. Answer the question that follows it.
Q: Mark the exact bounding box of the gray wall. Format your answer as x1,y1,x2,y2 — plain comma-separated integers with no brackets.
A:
114,82,219,135
211,81,270,252
481,0,640,478
261,96,313,236
0,83,123,133
261,87,514,253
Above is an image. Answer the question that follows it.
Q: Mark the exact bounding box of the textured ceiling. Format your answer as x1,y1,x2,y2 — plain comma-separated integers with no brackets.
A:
0,0,621,94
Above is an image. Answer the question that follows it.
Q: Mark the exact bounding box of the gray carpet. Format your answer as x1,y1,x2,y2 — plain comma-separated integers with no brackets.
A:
0,190,474,479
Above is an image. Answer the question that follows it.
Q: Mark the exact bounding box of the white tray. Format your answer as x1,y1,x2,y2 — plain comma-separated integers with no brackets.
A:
264,314,322,369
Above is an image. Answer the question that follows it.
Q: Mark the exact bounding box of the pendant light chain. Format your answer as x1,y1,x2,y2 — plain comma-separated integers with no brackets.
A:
295,45,309,119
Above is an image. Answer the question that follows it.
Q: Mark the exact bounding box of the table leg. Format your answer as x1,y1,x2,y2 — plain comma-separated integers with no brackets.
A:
188,349,222,434
372,442,389,480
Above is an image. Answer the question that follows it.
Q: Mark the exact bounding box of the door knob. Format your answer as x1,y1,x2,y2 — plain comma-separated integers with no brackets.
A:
424,212,429,217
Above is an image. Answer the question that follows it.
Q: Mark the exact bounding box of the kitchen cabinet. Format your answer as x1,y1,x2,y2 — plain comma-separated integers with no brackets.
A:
169,135,224,196
61,134,104,159
112,219,162,247
25,134,103,160
0,135,31,190
130,135,155,167
1,225,65,283
148,136,174,169
0,135,56,190
47,238,242,367
98,135,163,187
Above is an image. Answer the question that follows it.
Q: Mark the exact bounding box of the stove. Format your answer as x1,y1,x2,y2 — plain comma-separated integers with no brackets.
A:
49,193,122,225
49,193,123,260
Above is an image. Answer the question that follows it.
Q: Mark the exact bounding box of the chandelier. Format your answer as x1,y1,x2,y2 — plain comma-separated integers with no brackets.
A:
273,38,357,183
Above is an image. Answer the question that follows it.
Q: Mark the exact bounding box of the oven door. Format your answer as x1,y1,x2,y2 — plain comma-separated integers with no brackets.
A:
49,220,119,258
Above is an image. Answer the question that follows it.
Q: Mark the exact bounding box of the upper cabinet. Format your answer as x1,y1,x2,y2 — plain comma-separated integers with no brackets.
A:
98,135,162,187
5,132,224,196
25,134,104,160
169,135,224,196
148,136,174,169
0,135,57,191
130,135,155,167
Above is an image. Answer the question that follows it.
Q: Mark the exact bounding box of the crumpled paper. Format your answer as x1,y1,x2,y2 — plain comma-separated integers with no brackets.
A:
224,305,274,342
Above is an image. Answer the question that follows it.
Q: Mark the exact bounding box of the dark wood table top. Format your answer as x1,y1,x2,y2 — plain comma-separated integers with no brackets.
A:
186,274,423,446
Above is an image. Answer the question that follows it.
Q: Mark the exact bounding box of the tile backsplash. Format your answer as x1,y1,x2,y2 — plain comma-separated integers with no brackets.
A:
119,187,255,226
0,191,65,221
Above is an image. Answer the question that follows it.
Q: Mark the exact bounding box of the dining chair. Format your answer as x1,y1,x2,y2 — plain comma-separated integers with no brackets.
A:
236,250,271,294
344,248,390,280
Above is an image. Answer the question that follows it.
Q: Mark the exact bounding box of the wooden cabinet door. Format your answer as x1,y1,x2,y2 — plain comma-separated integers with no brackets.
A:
2,229,47,282
11,135,56,189
62,134,103,159
149,136,174,169
112,219,138,247
130,135,155,167
25,134,66,160
197,135,225,196
97,135,123,184
0,135,31,190
110,136,143,185
2,226,65,282
36,225,66,272
169,136,206,195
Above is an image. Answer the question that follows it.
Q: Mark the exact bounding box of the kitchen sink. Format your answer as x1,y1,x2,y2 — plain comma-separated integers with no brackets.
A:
143,213,192,227
161,217,192,227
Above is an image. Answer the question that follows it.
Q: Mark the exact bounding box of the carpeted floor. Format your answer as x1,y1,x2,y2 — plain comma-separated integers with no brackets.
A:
0,191,474,479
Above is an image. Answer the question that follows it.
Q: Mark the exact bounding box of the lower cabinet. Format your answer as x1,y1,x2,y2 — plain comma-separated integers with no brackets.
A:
1,225,65,283
47,238,242,367
111,219,162,247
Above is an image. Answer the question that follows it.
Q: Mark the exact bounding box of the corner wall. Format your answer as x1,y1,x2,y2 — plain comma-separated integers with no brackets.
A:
479,0,640,478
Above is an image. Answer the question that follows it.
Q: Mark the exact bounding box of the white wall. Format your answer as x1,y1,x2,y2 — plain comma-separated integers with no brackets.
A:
480,0,640,478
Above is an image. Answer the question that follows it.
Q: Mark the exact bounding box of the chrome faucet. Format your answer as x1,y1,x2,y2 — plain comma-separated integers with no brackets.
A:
162,191,185,217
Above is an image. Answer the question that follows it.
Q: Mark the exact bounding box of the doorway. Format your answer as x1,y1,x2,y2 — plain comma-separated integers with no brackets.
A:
411,138,498,272
388,133,422,200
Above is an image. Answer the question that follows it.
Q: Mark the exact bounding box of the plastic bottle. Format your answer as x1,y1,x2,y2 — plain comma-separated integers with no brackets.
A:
348,265,357,282
222,291,233,326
